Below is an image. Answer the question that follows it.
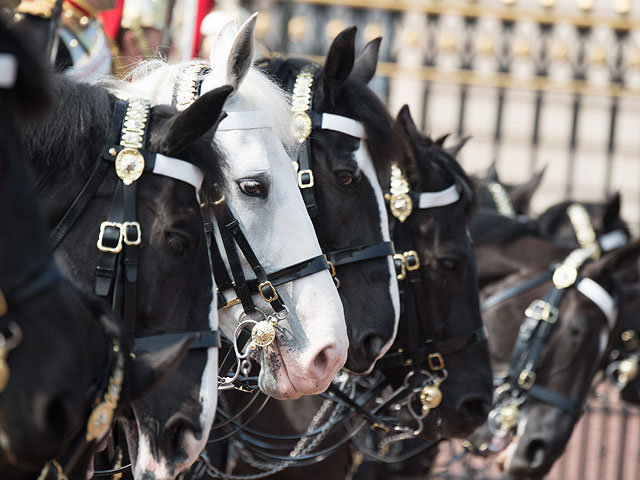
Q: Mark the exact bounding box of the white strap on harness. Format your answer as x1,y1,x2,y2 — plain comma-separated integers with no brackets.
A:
320,113,367,140
217,111,274,131
0,54,18,89
599,229,628,252
576,277,617,329
154,154,204,191
418,184,460,209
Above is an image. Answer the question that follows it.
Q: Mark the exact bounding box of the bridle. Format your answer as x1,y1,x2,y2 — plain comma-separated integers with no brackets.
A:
33,95,221,477
478,204,625,446
284,64,395,287
371,162,486,437
171,62,333,390
0,263,126,480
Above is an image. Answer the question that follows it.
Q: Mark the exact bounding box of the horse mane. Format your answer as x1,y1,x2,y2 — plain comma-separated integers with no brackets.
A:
259,56,402,180
106,57,299,154
471,208,539,244
18,74,225,194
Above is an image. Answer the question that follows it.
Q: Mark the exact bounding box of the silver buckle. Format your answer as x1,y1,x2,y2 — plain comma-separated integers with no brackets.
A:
122,221,142,245
525,299,559,324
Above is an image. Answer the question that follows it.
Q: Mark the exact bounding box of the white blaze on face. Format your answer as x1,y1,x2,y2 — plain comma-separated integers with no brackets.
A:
354,143,401,367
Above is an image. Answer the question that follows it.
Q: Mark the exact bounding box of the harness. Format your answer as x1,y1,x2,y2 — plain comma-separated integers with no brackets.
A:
49,96,220,353
170,63,333,389
284,65,394,286
375,163,486,433
481,204,626,440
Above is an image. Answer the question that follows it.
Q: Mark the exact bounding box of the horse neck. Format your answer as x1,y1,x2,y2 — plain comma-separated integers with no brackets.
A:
0,110,52,289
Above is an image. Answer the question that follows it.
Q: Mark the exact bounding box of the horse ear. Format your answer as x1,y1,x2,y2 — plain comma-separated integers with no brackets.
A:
163,85,234,154
350,37,381,84
123,336,192,403
587,238,640,281
445,136,470,157
322,26,357,106
225,12,257,88
486,161,499,182
509,165,546,216
396,104,421,142
603,192,622,231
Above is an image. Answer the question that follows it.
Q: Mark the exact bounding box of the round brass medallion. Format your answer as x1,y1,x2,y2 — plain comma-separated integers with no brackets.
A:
552,264,578,289
251,320,276,348
291,112,313,144
115,148,145,185
419,385,442,411
389,193,413,223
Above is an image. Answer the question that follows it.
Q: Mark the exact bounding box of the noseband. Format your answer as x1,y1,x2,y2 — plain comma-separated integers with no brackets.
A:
172,63,333,389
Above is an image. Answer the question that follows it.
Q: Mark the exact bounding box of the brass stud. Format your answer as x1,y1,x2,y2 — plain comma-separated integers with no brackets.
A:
109,148,117,156
577,0,594,11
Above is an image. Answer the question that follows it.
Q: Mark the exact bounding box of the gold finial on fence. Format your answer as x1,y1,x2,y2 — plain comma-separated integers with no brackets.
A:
325,18,346,41
439,32,456,52
364,22,383,43
288,16,307,43
540,0,554,8
591,45,607,65
615,0,631,15
476,34,493,55
577,0,594,12
515,39,530,58
552,42,569,61
502,0,516,6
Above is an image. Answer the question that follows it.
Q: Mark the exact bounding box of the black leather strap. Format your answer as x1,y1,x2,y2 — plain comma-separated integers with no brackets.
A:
481,271,554,312
326,242,394,267
528,384,581,417
134,330,221,353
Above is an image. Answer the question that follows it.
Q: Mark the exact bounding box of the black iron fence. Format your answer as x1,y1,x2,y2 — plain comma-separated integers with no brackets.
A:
248,0,640,232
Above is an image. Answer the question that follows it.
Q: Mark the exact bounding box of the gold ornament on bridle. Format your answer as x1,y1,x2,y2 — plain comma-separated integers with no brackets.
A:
567,203,601,260
388,163,413,223
290,69,315,144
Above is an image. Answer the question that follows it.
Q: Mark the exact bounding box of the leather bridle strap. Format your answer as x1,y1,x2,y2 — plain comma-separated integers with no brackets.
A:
481,271,554,313
326,242,394,268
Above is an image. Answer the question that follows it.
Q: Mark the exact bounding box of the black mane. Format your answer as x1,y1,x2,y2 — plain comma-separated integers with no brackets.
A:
259,56,402,179
471,207,539,244
18,75,224,195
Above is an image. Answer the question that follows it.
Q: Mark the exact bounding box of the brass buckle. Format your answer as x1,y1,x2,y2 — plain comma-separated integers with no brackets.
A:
622,330,640,352
0,289,6,317
298,169,314,189
327,260,336,278
518,369,536,390
122,221,142,246
258,281,278,303
222,298,241,309
292,161,300,173
97,222,123,253
404,250,420,271
393,253,406,280
427,352,445,371
525,299,559,324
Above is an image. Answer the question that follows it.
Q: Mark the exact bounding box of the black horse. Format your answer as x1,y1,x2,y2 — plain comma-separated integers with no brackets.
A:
259,27,402,373
466,209,640,480
16,66,232,476
0,21,189,480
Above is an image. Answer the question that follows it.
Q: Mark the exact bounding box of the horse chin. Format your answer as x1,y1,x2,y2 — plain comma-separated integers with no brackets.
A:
257,342,301,400
496,436,519,473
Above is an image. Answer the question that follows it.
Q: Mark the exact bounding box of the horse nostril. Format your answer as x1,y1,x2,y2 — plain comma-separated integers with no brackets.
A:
525,438,547,469
45,397,70,438
313,347,329,374
456,395,491,423
362,334,386,361
164,415,199,456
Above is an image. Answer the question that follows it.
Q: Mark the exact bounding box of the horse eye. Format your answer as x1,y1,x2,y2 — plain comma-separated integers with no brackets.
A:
165,232,190,257
335,171,355,186
239,180,263,197
438,257,460,271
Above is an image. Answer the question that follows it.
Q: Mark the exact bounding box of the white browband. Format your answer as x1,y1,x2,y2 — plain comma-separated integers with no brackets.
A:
599,229,628,253
217,111,274,131
154,154,204,190
576,277,617,329
320,113,367,140
418,184,460,209
0,54,18,89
